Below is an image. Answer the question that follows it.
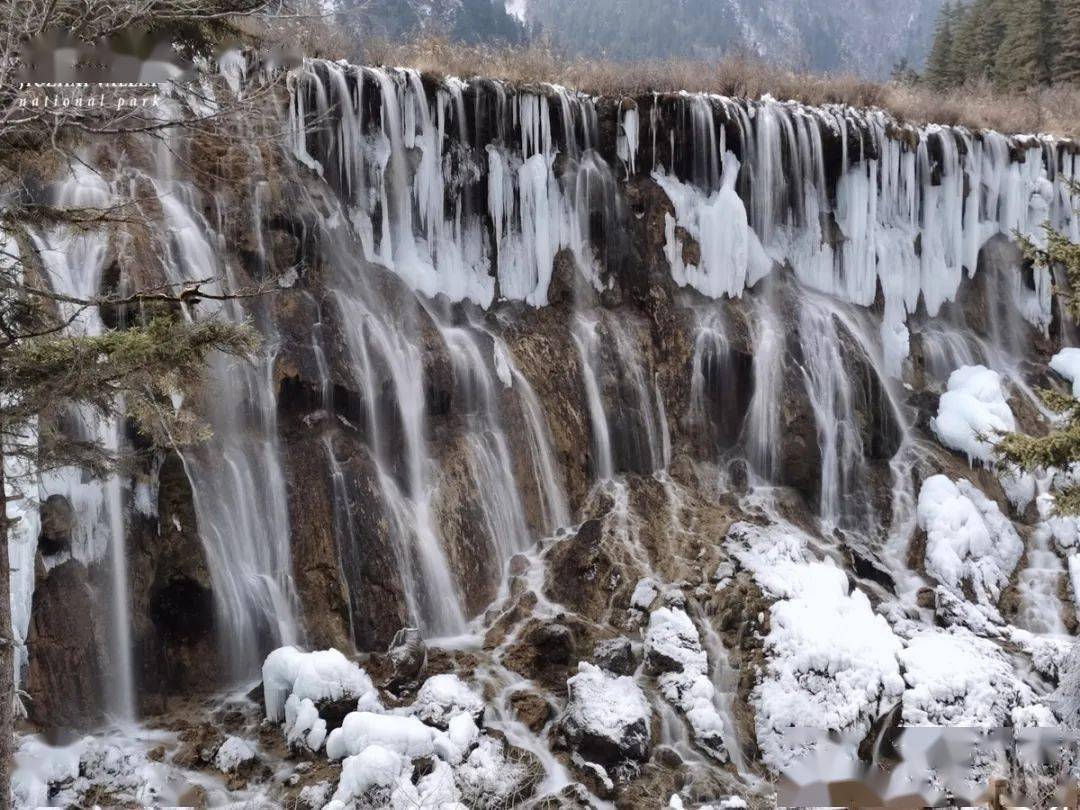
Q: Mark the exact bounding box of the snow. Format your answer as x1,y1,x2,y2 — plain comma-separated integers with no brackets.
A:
285,694,328,752
630,577,660,610
727,523,904,772
262,646,377,723
645,608,727,758
213,736,256,773
329,744,406,805
325,711,440,761
916,475,1023,607
1050,347,1080,397
455,734,539,807
900,628,1051,727
930,365,1015,464
563,661,651,751
411,673,484,729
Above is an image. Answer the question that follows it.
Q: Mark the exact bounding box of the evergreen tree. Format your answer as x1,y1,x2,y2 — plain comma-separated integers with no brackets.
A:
1057,0,1080,83
997,181,1080,510
996,0,1059,89
926,1,960,88
951,1,984,84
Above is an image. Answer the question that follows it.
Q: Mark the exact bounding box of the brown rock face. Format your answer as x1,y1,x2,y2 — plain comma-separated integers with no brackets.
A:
509,690,553,732
133,452,220,701
26,560,107,729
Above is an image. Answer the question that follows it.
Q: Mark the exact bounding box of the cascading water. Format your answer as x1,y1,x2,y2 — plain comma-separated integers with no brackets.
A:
28,165,136,721
14,51,1080,809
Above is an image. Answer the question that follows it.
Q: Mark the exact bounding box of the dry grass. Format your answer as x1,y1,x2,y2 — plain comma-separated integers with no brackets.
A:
358,37,1080,139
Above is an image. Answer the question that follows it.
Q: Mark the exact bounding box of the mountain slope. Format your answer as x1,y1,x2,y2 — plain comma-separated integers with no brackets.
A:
520,0,944,78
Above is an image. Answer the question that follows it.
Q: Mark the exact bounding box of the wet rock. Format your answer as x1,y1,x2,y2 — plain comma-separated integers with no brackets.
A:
509,690,552,732
528,622,575,666
174,722,226,769
37,494,74,555
25,559,106,729
532,783,596,809
387,627,427,688
593,637,637,676
546,519,624,621
509,554,531,577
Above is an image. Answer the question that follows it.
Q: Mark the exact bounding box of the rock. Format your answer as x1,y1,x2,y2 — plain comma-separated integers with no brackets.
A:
509,554,531,576
174,722,226,769
532,783,596,809
594,638,637,676
528,622,575,666
37,494,74,555
916,587,936,609
560,662,651,769
25,560,106,729
509,690,552,732
387,627,427,687
655,745,683,768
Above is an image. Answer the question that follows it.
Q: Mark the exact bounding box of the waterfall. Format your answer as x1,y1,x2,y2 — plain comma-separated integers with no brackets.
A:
28,165,136,721
150,177,300,678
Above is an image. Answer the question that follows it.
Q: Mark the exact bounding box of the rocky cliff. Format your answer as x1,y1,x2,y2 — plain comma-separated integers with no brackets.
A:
8,55,1080,807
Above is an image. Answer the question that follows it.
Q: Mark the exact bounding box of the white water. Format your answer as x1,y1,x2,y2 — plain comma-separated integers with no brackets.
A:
28,165,136,720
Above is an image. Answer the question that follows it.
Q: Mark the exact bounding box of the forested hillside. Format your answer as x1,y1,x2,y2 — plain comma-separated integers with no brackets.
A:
522,0,945,79
924,0,1080,88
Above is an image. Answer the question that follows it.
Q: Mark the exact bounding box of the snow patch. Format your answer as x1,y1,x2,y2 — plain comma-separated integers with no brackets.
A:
916,475,1023,608
931,365,1015,464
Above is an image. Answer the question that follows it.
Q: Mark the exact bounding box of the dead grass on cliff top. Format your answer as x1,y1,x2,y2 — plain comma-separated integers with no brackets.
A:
361,37,1080,139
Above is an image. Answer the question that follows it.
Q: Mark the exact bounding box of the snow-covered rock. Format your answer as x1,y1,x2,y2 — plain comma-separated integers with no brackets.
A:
561,661,651,767
285,694,328,752
900,628,1052,727
645,608,727,760
630,578,660,611
455,734,543,807
916,475,1023,607
325,711,440,761
213,736,256,773
728,522,905,772
411,673,484,729
1051,348,1080,397
262,646,378,722
930,365,1015,464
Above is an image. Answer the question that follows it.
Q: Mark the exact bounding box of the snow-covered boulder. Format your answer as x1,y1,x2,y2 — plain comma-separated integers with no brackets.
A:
213,736,256,774
325,711,440,761
729,521,905,772
455,734,544,807
327,744,407,808
900,628,1052,727
285,694,328,752
387,627,427,686
645,608,727,760
916,475,1023,607
262,646,378,723
411,673,484,729
594,637,637,676
1051,348,1080,397
560,662,651,768
930,365,1015,464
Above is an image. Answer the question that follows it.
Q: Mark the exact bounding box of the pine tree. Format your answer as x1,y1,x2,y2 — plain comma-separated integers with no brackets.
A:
951,1,985,84
997,181,1080,511
996,0,1059,89
1057,0,1080,83
974,0,1010,84
926,1,961,88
